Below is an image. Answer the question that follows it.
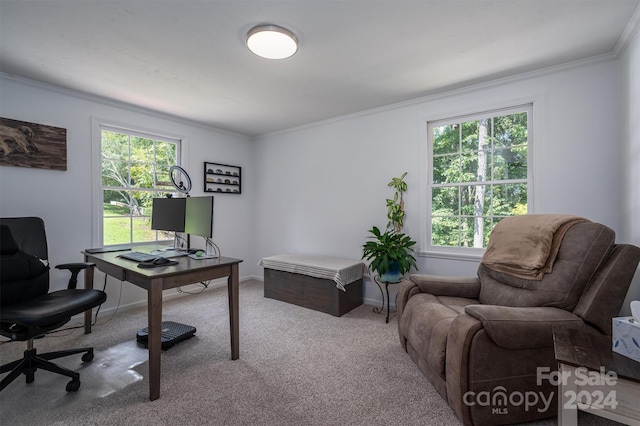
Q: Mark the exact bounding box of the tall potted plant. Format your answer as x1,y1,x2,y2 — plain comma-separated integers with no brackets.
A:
386,172,407,233
362,172,417,282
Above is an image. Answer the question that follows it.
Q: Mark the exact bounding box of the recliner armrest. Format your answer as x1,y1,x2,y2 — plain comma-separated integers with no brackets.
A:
55,262,95,289
409,274,481,298
464,305,584,349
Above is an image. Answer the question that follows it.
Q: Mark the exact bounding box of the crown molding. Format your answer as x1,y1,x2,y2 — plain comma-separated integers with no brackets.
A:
614,3,640,57
0,72,249,140
257,52,616,140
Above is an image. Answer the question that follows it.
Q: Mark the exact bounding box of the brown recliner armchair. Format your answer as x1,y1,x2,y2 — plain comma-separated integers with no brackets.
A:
397,218,640,426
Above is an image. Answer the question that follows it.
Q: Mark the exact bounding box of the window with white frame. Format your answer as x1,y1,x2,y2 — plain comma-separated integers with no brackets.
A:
427,104,532,252
98,125,181,246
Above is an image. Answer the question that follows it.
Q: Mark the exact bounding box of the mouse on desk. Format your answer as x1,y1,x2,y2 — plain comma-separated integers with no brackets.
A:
187,250,208,260
137,257,178,268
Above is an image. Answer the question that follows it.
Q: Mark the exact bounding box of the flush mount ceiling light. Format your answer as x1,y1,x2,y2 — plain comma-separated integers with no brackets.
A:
246,25,298,59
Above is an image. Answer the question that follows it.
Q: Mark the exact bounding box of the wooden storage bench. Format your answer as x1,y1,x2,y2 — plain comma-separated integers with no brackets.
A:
260,254,367,317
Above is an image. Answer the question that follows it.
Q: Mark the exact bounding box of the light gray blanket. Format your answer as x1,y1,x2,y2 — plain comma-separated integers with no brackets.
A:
259,254,368,291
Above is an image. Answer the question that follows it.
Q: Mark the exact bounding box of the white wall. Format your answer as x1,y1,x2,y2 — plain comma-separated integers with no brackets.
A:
620,25,640,314
254,58,627,306
0,76,254,312
2,49,637,312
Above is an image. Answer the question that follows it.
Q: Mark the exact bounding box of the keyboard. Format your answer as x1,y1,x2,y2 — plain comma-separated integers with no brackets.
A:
119,251,158,262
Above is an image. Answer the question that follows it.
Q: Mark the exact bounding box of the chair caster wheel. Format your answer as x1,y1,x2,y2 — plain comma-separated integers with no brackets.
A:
81,352,94,362
66,379,81,392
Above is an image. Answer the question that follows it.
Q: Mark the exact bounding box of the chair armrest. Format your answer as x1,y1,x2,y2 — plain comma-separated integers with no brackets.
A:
397,278,418,324
55,262,95,289
464,305,584,349
409,274,481,298
56,262,95,270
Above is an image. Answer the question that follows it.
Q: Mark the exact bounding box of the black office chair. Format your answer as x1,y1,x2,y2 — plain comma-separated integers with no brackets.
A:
0,217,107,392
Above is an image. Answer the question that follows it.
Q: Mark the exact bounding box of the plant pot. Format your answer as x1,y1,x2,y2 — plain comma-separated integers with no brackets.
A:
380,261,402,283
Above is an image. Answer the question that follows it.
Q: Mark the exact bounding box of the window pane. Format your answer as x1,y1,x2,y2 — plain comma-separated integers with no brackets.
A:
461,121,478,152
460,185,487,217
432,187,458,216
130,136,155,163
483,218,493,247
493,112,528,148
493,147,527,180
101,131,128,160
130,190,152,216
483,186,494,215
492,183,528,216
155,165,173,190
431,216,459,247
137,192,154,216
433,124,459,155
457,216,488,248
505,183,527,214
156,141,178,167
102,159,129,187
103,190,131,216
460,186,474,216
459,216,475,247
132,216,154,243
103,216,131,246
460,152,479,183
433,154,460,184
130,162,155,189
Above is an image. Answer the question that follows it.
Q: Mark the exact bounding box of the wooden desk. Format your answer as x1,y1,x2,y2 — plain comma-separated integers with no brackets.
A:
83,250,243,401
553,327,640,425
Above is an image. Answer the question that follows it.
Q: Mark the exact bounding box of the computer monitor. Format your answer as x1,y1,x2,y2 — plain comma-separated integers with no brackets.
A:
185,196,214,238
151,197,186,232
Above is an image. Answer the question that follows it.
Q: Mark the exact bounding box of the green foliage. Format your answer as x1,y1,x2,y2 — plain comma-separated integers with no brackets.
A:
386,172,407,232
362,226,417,276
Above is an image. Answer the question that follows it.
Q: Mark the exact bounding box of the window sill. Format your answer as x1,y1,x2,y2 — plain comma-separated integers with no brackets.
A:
417,250,483,263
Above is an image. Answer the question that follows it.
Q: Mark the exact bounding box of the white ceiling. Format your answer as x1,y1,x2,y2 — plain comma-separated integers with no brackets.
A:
1,1,639,137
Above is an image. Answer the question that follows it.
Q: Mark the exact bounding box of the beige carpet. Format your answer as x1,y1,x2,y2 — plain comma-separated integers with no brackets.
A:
0,280,621,425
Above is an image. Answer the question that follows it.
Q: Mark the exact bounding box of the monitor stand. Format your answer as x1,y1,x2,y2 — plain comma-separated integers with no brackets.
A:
136,321,196,349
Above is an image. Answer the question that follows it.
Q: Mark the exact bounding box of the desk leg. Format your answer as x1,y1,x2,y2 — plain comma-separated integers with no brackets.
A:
148,285,163,401
84,264,95,334
228,263,239,360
